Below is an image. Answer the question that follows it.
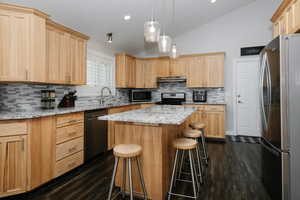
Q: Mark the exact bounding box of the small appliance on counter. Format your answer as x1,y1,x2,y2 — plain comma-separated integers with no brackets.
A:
129,90,152,102
193,90,207,102
41,90,56,109
58,90,77,108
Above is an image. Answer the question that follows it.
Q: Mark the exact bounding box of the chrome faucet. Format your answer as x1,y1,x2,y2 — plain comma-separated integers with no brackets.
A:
100,87,112,104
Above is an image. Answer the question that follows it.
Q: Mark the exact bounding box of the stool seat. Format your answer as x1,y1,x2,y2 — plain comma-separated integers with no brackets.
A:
183,129,202,138
173,138,198,150
113,144,142,158
190,122,206,129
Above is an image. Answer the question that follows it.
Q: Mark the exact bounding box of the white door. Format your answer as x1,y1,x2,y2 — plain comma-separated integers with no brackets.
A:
234,57,261,137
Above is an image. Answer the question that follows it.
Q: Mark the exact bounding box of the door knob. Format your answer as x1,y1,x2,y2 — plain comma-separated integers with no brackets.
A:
238,100,243,103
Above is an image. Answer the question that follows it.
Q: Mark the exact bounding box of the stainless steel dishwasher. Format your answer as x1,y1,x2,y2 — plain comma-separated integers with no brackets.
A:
84,109,108,162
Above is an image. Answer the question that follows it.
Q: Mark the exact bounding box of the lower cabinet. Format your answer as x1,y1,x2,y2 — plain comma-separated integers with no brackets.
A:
107,104,142,150
187,105,226,139
0,121,28,198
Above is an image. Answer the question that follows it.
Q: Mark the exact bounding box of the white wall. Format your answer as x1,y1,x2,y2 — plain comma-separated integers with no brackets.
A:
136,0,281,133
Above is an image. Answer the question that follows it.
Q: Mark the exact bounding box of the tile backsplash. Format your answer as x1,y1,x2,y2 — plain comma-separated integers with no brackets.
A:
0,82,225,112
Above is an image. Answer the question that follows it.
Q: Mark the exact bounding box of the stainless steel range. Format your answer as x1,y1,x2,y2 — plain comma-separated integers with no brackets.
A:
156,92,186,105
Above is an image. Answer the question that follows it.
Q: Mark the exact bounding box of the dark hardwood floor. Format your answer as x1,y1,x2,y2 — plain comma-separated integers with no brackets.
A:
3,138,271,200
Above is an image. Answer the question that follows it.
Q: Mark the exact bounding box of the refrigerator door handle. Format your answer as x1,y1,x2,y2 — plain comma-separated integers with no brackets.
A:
266,52,272,122
259,53,268,131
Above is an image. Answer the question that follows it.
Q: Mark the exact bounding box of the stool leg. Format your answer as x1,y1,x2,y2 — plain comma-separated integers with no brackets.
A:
128,158,134,200
107,157,119,200
196,145,204,184
136,157,148,200
121,158,127,199
188,150,197,198
191,150,200,191
200,132,209,165
168,149,179,200
177,150,185,180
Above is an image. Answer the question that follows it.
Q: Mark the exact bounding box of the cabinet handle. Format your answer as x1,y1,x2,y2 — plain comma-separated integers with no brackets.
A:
68,132,77,137
68,162,77,168
68,146,77,153
69,120,77,123
21,138,25,151
25,70,29,80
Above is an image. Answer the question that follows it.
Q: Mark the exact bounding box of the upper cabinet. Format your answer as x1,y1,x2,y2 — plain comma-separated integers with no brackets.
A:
115,52,224,89
46,20,88,85
272,0,300,38
0,3,47,82
0,3,89,85
115,53,136,88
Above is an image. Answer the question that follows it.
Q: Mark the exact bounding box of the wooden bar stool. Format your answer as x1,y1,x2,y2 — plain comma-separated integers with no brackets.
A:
168,138,200,200
190,122,209,165
107,144,147,200
179,129,204,184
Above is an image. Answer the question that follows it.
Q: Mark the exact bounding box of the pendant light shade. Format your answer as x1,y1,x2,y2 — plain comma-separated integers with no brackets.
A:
158,35,172,53
144,20,161,43
170,43,178,59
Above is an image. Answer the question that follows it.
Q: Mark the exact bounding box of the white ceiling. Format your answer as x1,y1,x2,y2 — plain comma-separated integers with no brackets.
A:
4,0,255,55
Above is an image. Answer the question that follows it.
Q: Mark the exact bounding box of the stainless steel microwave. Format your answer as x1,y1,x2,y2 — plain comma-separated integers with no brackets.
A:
129,90,152,102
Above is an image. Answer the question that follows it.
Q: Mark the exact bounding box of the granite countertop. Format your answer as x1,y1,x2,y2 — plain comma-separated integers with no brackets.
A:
0,102,154,121
183,101,226,105
98,105,198,125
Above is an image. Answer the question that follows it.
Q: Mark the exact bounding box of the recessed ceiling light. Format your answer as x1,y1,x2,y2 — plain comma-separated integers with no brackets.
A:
211,0,216,3
124,15,131,21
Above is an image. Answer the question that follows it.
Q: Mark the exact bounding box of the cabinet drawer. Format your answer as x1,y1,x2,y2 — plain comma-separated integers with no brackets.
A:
56,123,84,144
56,112,84,128
56,137,83,161
204,105,225,112
0,121,28,137
55,151,83,177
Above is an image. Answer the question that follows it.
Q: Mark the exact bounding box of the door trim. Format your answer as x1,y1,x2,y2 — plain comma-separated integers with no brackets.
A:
233,56,260,136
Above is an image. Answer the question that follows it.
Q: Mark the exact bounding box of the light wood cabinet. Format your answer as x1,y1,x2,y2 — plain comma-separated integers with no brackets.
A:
46,21,88,85
187,53,224,88
0,119,28,198
29,117,55,190
156,57,170,77
107,105,141,150
170,57,188,77
0,6,46,83
135,59,157,88
115,53,136,88
272,0,300,37
46,25,71,84
187,105,225,139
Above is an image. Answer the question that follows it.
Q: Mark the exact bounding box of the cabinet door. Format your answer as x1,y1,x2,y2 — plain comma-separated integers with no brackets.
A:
46,26,70,84
279,15,287,35
170,57,187,77
126,56,136,88
187,56,207,88
273,21,280,38
0,136,27,198
115,54,127,88
28,15,46,82
70,36,87,85
144,60,157,88
295,0,300,30
206,54,224,87
204,111,225,139
156,58,170,77
29,117,55,189
286,5,295,34
0,10,29,81
135,59,145,88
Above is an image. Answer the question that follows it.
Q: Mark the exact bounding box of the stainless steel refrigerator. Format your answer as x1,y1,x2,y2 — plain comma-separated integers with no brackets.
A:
259,34,300,200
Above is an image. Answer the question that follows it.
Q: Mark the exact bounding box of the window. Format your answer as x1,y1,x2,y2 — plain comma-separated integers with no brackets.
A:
76,50,115,96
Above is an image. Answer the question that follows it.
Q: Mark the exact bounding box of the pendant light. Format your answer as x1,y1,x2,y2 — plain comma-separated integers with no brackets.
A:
158,35,172,53
158,0,172,53
144,19,160,42
144,3,160,43
169,0,179,59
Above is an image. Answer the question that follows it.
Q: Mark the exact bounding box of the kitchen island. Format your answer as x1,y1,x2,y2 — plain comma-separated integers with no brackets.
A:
98,105,197,200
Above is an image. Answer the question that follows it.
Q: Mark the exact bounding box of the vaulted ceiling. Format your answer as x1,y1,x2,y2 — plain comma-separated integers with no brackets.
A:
4,0,255,54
